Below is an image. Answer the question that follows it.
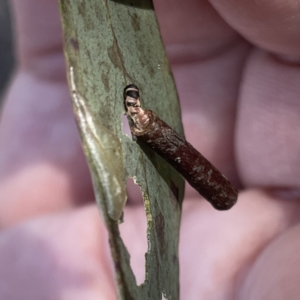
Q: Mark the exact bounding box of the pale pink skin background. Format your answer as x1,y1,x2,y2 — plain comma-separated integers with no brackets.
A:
1,0,300,299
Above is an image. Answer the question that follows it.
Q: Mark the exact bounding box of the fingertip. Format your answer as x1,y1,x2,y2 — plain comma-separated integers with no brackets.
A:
236,49,300,189
209,0,300,56
0,205,116,300
238,223,300,300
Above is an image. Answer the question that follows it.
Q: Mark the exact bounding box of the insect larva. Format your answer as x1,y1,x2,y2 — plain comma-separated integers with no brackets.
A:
124,84,238,210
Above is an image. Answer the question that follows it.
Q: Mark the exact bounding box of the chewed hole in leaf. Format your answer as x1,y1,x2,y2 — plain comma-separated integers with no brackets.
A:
126,176,144,205
121,114,131,137
119,177,147,285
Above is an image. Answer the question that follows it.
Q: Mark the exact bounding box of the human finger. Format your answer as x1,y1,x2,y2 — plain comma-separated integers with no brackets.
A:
0,204,116,299
0,0,94,227
209,0,300,56
236,50,300,190
238,222,300,300
202,0,300,192
179,189,300,298
153,0,251,196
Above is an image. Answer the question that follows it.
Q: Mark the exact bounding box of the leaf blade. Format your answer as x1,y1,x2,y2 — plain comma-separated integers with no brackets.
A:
59,1,184,299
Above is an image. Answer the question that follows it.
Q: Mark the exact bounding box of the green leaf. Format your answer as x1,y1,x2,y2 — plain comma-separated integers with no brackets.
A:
59,0,184,299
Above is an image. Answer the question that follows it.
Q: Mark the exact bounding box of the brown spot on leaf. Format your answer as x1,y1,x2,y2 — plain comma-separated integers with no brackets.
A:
69,38,79,51
101,73,109,92
168,180,180,210
155,213,166,255
131,12,140,31
108,39,123,71
173,254,177,264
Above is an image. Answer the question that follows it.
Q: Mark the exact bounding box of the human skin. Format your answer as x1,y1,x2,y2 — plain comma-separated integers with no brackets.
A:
0,0,300,299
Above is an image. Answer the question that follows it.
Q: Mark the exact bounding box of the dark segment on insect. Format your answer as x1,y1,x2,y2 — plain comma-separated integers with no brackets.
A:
123,84,238,210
